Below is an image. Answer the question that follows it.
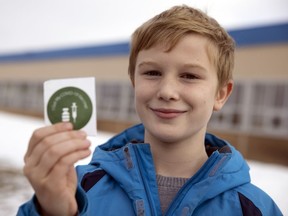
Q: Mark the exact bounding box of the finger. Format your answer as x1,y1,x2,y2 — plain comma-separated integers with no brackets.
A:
47,148,92,181
25,122,73,162
26,130,87,168
33,138,91,179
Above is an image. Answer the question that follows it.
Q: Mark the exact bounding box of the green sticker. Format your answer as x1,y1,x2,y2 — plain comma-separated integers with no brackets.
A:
47,86,93,130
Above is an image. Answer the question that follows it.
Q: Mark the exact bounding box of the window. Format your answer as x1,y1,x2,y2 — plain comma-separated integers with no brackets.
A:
209,80,288,138
96,81,138,122
1,79,287,138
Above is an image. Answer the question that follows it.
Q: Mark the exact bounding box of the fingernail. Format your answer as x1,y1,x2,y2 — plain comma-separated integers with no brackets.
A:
64,122,73,129
79,130,87,137
84,139,91,146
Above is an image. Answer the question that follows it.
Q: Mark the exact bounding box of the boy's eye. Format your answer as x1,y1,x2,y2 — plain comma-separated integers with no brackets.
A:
144,70,161,76
181,73,199,80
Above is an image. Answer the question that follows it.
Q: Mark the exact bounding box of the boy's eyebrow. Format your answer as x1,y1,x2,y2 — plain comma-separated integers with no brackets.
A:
137,61,209,73
137,61,158,68
137,61,205,68
182,63,208,72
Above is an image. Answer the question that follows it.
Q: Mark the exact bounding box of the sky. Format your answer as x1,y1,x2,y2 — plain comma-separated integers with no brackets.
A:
0,0,288,55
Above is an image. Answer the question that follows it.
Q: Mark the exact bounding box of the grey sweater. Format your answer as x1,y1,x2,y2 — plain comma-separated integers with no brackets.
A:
156,175,189,214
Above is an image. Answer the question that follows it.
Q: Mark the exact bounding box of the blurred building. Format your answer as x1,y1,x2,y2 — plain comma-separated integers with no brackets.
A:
0,23,287,165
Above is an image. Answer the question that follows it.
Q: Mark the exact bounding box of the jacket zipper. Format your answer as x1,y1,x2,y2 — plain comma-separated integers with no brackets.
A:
133,145,157,216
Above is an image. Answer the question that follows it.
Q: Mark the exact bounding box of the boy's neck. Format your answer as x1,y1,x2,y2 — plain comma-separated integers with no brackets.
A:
146,132,208,178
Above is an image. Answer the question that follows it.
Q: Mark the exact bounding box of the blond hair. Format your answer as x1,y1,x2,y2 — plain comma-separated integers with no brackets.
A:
128,5,235,88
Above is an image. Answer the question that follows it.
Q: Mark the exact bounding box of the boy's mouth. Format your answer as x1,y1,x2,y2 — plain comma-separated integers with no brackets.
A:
150,108,186,119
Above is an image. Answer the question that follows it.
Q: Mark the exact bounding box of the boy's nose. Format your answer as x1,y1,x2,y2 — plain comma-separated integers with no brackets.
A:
157,78,180,101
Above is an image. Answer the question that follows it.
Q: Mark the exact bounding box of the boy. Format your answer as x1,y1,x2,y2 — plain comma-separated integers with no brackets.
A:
18,5,282,216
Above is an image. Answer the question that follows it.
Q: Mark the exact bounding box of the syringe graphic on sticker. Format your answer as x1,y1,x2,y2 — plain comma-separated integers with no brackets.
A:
71,102,78,123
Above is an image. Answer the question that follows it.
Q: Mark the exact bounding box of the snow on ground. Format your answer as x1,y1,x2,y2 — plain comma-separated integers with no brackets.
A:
0,111,287,215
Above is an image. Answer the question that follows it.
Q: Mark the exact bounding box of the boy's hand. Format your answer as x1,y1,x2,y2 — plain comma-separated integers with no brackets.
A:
23,122,91,216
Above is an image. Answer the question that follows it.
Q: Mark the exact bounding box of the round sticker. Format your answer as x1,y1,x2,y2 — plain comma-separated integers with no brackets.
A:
47,86,93,130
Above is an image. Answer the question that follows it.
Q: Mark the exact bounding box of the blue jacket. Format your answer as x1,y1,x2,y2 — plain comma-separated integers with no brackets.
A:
18,124,282,216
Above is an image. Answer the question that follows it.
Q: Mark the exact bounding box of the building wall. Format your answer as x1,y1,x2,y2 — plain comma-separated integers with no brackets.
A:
0,55,130,82
0,43,288,82
0,23,287,166
234,43,288,79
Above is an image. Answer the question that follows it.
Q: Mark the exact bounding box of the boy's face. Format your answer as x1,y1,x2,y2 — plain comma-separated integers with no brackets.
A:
134,34,232,144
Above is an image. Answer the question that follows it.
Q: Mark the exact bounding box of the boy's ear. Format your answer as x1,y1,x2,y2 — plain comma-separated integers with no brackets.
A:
213,80,233,111
130,76,135,88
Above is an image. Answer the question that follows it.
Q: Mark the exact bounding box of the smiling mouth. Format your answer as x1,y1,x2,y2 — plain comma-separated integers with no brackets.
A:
151,108,186,119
